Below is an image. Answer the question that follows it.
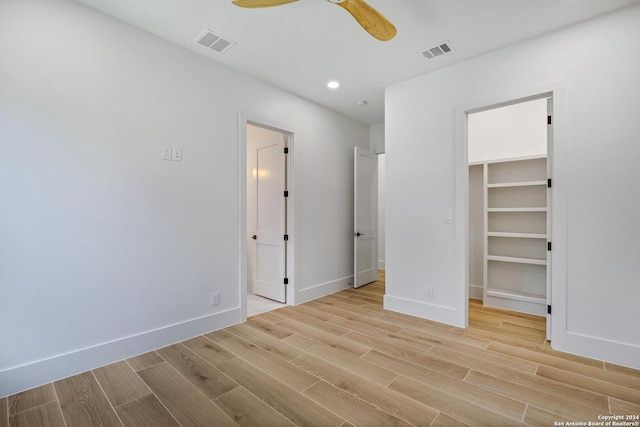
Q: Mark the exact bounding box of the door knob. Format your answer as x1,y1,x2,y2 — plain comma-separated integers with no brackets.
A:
251,235,257,240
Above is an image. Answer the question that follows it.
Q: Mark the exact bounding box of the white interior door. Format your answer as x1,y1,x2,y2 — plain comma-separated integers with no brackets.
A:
253,140,286,303
354,147,378,288
546,97,553,340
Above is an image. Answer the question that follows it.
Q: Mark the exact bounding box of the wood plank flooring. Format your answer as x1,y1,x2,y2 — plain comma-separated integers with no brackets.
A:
5,272,640,426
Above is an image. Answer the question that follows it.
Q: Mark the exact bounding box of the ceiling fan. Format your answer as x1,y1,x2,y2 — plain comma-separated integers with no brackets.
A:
232,0,397,41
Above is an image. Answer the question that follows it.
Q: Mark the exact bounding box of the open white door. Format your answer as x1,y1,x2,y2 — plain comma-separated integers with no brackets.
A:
354,147,378,288
253,140,287,303
546,97,553,340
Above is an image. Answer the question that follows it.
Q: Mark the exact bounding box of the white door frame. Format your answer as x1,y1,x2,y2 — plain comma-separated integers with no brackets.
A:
454,82,567,347
238,112,295,320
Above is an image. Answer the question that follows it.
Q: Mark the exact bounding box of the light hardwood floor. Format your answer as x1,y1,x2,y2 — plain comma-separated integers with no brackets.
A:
3,271,639,426
247,293,286,317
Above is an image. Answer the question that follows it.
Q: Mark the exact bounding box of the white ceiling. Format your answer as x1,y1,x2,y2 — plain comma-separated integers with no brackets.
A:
75,0,639,124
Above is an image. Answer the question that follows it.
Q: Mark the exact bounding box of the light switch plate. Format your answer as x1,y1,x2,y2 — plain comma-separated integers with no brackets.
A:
444,211,453,224
161,146,172,160
172,147,182,161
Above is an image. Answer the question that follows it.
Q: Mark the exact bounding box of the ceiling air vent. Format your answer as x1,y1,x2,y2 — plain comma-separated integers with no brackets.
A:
195,30,235,54
421,41,452,60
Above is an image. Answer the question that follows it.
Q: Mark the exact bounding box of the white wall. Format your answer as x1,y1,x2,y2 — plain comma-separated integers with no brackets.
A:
0,0,368,397
468,164,484,299
371,123,385,270
386,4,640,368
370,122,385,154
468,98,547,163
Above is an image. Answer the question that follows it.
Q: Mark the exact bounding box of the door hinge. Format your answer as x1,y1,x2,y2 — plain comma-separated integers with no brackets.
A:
284,147,289,154
547,115,552,125
547,305,552,315
548,242,552,251
284,234,289,241
547,178,552,188
284,190,289,197
284,278,289,285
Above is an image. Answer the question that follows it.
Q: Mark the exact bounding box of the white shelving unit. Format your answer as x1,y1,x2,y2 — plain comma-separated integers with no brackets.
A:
487,207,547,212
486,255,547,265
479,155,549,316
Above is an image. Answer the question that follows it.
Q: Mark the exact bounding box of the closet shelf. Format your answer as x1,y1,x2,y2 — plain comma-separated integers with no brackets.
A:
487,255,547,265
485,289,546,304
487,232,547,239
487,180,547,188
487,207,547,212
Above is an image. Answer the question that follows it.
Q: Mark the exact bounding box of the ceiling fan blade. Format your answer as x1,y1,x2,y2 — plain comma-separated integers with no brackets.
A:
330,0,396,41
232,0,298,8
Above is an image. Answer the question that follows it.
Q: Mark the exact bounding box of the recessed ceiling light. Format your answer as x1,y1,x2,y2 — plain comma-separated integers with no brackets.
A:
327,81,340,89
356,100,368,107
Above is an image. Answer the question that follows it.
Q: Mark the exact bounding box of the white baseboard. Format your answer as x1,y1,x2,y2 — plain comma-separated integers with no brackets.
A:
484,294,546,317
378,260,385,269
0,308,242,398
384,294,464,328
554,330,640,371
294,275,352,305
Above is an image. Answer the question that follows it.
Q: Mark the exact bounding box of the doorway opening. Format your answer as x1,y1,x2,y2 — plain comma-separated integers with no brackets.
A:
245,122,291,317
377,152,386,274
466,94,553,339
354,147,379,288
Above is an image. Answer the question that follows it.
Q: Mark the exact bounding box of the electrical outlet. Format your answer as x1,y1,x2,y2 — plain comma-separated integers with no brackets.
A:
172,147,182,161
426,287,434,298
210,292,220,306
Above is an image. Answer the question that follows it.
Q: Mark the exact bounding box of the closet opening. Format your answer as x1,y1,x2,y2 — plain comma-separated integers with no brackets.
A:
467,95,552,340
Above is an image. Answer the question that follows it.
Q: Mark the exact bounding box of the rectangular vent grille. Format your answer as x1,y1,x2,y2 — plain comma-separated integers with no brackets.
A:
195,30,235,54
421,41,452,59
